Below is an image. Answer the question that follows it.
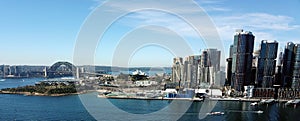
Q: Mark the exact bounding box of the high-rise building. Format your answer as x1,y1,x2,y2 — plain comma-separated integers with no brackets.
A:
274,51,283,85
225,58,232,86
282,42,295,87
198,49,221,86
255,40,278,88
214,71,226,87
292,44,300,89
200,50,209,67
199,50,210,84
207,49,221,72
231,29,255,91
172,49,221,89
226,45,234,86
229,45,234,58
252,49,260,86
184,55,200,88
172,57,184,85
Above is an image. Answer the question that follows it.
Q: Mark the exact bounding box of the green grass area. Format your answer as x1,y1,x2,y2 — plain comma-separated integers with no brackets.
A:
1,83,77,94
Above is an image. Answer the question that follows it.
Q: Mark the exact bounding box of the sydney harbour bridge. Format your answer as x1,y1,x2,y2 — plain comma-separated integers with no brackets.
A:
44,61,104,78
45,61,77,78
1,61,111,79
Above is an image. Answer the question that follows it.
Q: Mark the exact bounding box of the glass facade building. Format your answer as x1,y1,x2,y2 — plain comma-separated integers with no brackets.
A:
282,42,295,87
292,44,300,89
231,29,255,91
256,40,278,88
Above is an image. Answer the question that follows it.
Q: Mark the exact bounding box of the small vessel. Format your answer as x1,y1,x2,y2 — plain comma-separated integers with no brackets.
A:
0,79,5,82
285,99,300,108
259,99,275,105
250,102,258,106
257,110,263,114
132,70,146,75
259,99,266,104
285,100,294,106
207,111,225,115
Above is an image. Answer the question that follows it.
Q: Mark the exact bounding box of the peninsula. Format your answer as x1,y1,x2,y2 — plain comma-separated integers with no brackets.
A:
0,81,87,96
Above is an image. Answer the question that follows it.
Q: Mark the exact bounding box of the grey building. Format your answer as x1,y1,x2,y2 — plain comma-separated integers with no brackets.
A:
184,55,200,88
207,49,221,72
214,71,226,87
198,49,221,86
172,57,184,85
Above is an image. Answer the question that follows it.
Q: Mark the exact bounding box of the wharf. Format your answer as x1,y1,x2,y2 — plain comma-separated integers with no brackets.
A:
98,95,203,101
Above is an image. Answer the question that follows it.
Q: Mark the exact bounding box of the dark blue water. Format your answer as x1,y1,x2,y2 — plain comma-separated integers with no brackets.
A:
0,78,43,89
0,94,95,120
0,79,300,121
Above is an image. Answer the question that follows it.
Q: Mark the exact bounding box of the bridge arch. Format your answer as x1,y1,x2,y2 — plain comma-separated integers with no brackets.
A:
49,61,76,72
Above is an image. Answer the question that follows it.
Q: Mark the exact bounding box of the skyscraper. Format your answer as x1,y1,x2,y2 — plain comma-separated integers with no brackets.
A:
199,50,210,84
255,40,278,88
231,29,255,91
207,49,221,72
172,57,184,85
184,55,200,88
274,51,283,85
226,58,232,86
225,45,234,86
214,71,226,87
282,42,295,87
292,44,300,89
198,49,221,86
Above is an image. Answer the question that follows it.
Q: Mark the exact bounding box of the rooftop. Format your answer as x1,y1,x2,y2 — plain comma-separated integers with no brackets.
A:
235,29,253,35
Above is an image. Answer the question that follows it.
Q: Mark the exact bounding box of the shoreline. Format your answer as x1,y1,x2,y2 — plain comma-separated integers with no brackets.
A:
99,95,203,101
1,90,297,103
0,90,92,97
99,95,295,103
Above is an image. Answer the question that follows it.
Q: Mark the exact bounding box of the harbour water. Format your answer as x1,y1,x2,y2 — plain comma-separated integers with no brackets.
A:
0,78,299,121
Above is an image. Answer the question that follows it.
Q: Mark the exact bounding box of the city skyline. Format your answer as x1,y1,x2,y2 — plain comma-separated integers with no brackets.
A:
1,1,300,121
1,0,300,67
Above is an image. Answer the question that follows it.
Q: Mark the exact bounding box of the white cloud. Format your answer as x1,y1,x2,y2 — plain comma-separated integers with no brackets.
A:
216,13,300,30
88,0,231,40
204,6,231,12
90,0,300,42
90,0,300,56
214,13,300,44
121,11,200,38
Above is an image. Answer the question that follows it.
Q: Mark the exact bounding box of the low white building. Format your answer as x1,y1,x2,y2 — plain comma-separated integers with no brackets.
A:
243,85,255,98
135,80,157,87
162,89,178,94
195,89,222,97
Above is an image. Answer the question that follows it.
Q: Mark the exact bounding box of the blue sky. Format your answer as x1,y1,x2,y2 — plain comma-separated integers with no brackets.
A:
1,0,300,67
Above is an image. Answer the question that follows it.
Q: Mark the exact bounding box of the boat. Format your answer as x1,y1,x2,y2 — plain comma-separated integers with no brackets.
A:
256,110,263,114
250,102,258,106
259,99,266,104
259,99,274,105
132,70,146,76
0,79,5,82
207,111,225,115
285,100,294,106
285,99,300,108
